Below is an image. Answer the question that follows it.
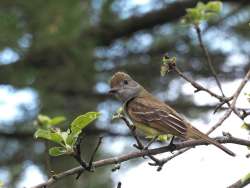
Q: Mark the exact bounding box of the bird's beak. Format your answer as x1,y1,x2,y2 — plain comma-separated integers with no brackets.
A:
109,87,119,95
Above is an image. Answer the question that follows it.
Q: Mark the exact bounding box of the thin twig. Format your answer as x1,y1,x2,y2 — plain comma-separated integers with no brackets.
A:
75,136,103,179
195,25,245,119
149,147,190,171
30,136,250,188
73,136,89,170
174,67,228,101
195,25,225,97
207,69,250,134
88,136,103,168
174,66,243,118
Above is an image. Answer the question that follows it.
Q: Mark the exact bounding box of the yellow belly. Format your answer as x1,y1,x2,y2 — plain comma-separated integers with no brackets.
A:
134,122,162,136
133,122,171,141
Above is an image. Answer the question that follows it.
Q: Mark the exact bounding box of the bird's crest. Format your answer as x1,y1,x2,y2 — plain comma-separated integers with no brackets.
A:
109,72,131,87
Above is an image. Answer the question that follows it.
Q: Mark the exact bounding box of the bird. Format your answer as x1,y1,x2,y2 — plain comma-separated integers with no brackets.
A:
109,71,235,156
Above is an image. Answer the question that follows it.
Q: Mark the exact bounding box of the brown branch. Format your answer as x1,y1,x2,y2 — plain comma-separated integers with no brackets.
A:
72,136,89,172
30,136,250,188
88,136,103,167
149,147,190,170
194,25,243,118
207,69,250,134
74,136,103,179
174,67,230,101
156,68,250,167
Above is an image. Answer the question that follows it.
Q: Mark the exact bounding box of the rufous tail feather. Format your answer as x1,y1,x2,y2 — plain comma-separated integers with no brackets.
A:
189,127,235,157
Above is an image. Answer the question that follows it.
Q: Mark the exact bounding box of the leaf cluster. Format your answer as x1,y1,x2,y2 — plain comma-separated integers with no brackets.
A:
182,1,222,25
160,54,176,77
34,112,101,156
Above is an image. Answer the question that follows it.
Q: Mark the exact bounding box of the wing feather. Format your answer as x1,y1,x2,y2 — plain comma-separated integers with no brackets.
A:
127,97,188,137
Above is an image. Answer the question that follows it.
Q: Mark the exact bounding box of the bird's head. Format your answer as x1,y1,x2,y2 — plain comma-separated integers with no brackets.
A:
109,72,142,102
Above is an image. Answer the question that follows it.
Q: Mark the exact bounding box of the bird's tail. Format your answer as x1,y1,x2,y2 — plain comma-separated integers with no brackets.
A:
189,126,235,157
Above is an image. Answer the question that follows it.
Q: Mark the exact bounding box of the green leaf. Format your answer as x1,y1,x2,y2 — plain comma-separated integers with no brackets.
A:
66,133,78,146
37,114,51,127
34,129,64,144
63,129,77,146
49,116,66,126
61,131,68,145
197,2,205,9
204,13,216,20
36,115,66,128
241,173,250,183
67,112,101,146
187,8,201,19
70,112,101,134
182,1,222,25
206,1,222,13
49,147,67,156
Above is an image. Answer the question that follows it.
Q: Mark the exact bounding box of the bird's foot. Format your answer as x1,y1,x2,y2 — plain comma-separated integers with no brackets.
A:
142,136,158,150
168,136,176,153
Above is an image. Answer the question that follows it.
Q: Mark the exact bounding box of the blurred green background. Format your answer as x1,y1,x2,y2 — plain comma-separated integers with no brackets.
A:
0,0,249,187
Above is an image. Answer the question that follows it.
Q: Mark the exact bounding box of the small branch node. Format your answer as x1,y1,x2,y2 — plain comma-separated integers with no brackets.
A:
75,170,84,180
133,144,141,149
52,175,57,180
222,132,232,138
117,182,122,188
112,163,121,172
157,165,163,172
194,88,201,93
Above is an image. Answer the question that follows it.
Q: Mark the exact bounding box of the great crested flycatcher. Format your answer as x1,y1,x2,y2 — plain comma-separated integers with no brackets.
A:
109,72,235,156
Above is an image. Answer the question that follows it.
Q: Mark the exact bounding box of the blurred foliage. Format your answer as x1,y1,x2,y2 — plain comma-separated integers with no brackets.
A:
241,122,250,131
182,1,222,25
35,114,66,128
0,0,250,187
242,173,250,183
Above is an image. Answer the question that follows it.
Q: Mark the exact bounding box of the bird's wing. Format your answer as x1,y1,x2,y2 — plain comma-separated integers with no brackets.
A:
127,97,188,137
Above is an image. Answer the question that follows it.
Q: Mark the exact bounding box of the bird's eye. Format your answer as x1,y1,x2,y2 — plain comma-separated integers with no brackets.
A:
123,80,128,85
